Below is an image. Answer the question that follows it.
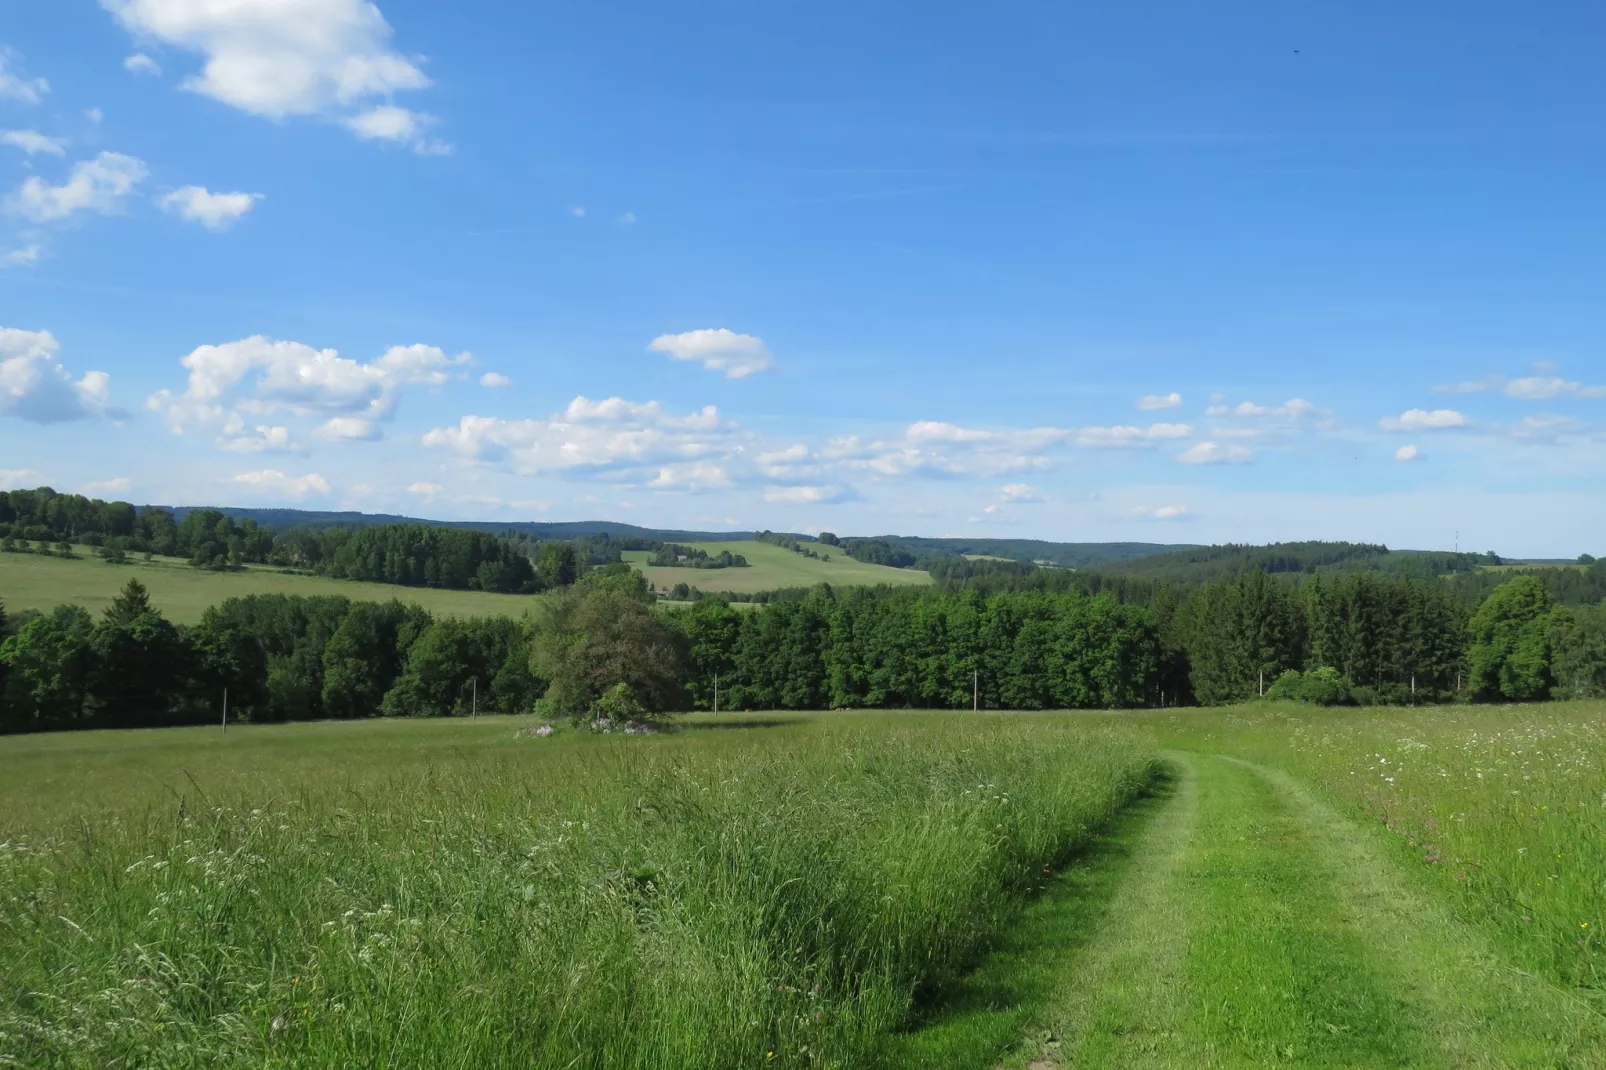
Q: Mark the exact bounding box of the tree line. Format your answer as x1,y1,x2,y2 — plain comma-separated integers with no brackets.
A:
648,544,750,569
6,566,1604,734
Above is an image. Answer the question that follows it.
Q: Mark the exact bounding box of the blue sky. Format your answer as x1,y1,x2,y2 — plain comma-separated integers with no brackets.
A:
2,1,1604,555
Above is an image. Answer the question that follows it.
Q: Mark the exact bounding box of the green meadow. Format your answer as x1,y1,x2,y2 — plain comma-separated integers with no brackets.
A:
4,703,1606,1067
0,549,544,624
623,539,933,595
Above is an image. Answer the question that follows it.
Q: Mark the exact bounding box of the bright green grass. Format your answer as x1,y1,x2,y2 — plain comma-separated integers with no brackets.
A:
1152,701,1606,997
0,549,544,624
622,540,932,595
0,711,1154,1069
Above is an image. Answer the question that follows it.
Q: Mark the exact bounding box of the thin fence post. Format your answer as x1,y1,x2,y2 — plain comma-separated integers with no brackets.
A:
221,687,228,734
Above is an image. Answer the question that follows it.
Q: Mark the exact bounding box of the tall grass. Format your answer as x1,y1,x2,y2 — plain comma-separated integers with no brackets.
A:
0,714,1154,1067
1155,701,1606,999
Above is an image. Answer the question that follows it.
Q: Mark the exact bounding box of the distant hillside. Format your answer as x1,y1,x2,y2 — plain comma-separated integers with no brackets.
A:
161,505,1192,568
853,536,1192,570
1098,541,1490,582
163,506,767,544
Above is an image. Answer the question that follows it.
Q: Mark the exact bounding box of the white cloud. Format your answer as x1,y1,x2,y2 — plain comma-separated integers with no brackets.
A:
158,185,262,230
407,481,441,495
1133,505,1190,521
86,108,104,125
0,55,48,105
1076,422,1192,448
0,469,44,490
907,420,998,445
148,336,469,438
1177,441,1253,465
830,421,1069,480
217,415,298,453
313,415,382,441
102,0,436,143
124,53,162,76
479,371,511,388
1,130,66,156
84,476,133,494
1506,414,1593,443
648,462,734,492
0,327,116,423
1434,373,1606,400
568,205,585,217
1137,392,1182,411
648,328,775,379
1,245,41,268
9,152,148,223
1507,376,1606,401
227,469,331,499
343,104,447,154
1000,483,1043,502
1394,444,1419,462
1379,408,1470,432
618,211,636,225
422,396,734,476
764,485,847,504
1207,398,1316,418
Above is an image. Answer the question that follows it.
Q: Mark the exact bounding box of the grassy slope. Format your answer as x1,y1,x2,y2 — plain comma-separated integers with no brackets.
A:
624,539,932,594
0,550,543,624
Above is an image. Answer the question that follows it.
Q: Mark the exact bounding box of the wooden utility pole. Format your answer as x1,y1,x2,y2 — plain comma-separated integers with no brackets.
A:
973,669,979,712
714,673,719,714
221,688,228,734
471,677,478,718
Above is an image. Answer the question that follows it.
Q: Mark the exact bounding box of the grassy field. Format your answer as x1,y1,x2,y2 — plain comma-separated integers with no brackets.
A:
0,712,1153,1069
6,703,1605,1068
0,550,543,624
623,539,932,595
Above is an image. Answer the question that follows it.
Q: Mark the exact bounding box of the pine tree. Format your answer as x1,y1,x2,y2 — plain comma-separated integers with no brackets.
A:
104,578,153,627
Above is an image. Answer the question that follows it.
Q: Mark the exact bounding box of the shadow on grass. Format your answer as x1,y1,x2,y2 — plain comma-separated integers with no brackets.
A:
872,762,1179,1070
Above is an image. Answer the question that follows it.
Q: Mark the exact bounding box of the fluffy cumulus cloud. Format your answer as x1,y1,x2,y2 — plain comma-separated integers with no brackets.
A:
422,396,735,481
1,130,66,156
1176,441,1253,465
124,53,162,76
0,468,44,490
148,335,469,442
1206,397,1316,418
1395,444,1419,462
0,54,49,105
648,329,775,379
1000,482,1043,502
479,372,511,388
0,327,116,423
1378,408,1469,432
217,414,298,453
158,185,262,230
84,476,133,494
826,420,1069,479
1075,422,1192,448
1137,392,1182,411
228,469,331,499
9,152,148,223
101,0,446,152
1134,505,1190,520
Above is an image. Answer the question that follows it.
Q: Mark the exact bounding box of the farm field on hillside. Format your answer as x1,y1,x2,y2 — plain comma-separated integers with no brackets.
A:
0,550,543,623
623,539,932,594
0,712,1152,1069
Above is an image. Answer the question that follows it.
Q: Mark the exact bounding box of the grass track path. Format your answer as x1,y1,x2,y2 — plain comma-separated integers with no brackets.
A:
1034,751,1606,1069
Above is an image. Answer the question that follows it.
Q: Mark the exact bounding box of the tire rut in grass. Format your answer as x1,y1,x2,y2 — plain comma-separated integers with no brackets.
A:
1050,751,1422,1068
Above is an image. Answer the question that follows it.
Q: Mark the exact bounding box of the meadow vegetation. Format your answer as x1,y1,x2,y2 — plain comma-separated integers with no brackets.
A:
624,540,931,596
0,549,542,624
0,713,1155,1069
